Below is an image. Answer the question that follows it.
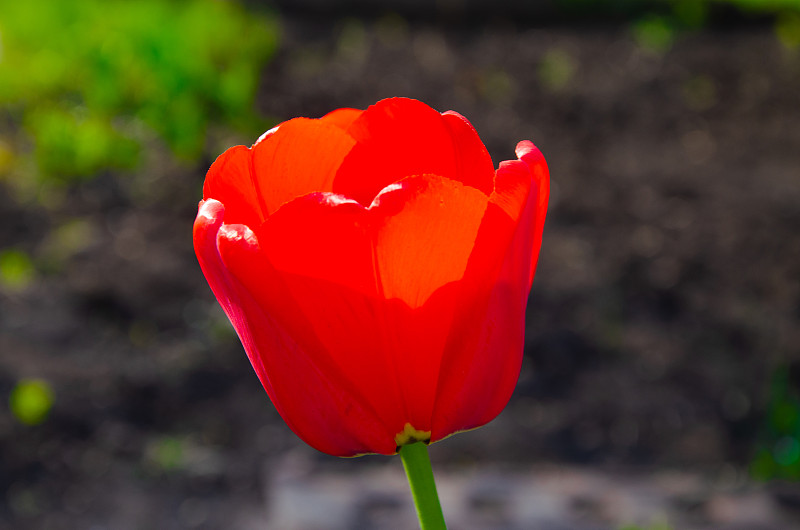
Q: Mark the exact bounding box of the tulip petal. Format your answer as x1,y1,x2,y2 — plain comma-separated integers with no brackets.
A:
203,203,398,456
430,146,550,441
372,175,488,310
369,174,490,431
516,140,551,286
441,111,494,196
220,193,409,450
453,152,548,430
194,200,279,418
332,98,460,206
321,107,363,131
259,194,376,296
251,118,357,216
202,146,265,228
194,200,251,333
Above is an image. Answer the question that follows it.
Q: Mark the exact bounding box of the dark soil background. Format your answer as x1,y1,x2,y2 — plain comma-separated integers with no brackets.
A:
2,3,800,529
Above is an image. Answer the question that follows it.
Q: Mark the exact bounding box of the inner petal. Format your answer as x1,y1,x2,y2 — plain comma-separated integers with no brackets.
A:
332,98,459,206
321,107,363,131
251,118,357,216
441,111,495,195
371,174,489,309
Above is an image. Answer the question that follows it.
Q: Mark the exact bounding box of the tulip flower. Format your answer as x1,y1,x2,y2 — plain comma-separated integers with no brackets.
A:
193,97,548,527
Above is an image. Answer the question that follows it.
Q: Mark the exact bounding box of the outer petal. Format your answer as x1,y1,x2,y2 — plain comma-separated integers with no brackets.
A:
194,200,396,456
430,143,550,441
202,146,264,228
219,193,410,451
194,200,250,330
515,140,550,287
247,194,409,440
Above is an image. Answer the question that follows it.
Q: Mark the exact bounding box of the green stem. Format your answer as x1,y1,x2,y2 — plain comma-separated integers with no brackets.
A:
399,442,446,530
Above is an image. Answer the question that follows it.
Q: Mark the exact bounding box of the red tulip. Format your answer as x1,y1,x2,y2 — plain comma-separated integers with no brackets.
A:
193,98,549,457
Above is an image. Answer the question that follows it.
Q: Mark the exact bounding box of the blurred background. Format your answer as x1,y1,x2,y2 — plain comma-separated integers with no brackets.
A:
1,0,799,528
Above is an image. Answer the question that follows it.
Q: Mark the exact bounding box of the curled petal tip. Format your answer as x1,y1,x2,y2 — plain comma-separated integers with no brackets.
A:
514,140,549,181
218,223,258,247
515,140,540,160
197,198,224,220
194,200,226,246
441,109,465,119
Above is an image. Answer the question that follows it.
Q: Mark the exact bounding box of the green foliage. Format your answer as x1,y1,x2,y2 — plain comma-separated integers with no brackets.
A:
623,1,800,55
9,379,54,426
553,1,800,58
556,0,800,15
24,106,140,181
147,436,186,471
539,49,577,92
776,12,800,48
752,367,800,480
0,248,35,290
672,0,709,28
727,0,800,12
0,0,278,183
633,15,676,53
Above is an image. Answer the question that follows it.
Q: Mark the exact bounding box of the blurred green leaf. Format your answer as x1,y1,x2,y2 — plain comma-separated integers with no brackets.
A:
147,436,185,471
774,436,800,466
539,49,577,92
776,12,800,49
25,105,139,179
633,15,675,53
672,0,709,28
0,0,278,183
553,0,800,17
0,249,35,290
752,366,800,480
38,218,95,272
728,0,800,13
0,139,13,175
9,379,54,426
